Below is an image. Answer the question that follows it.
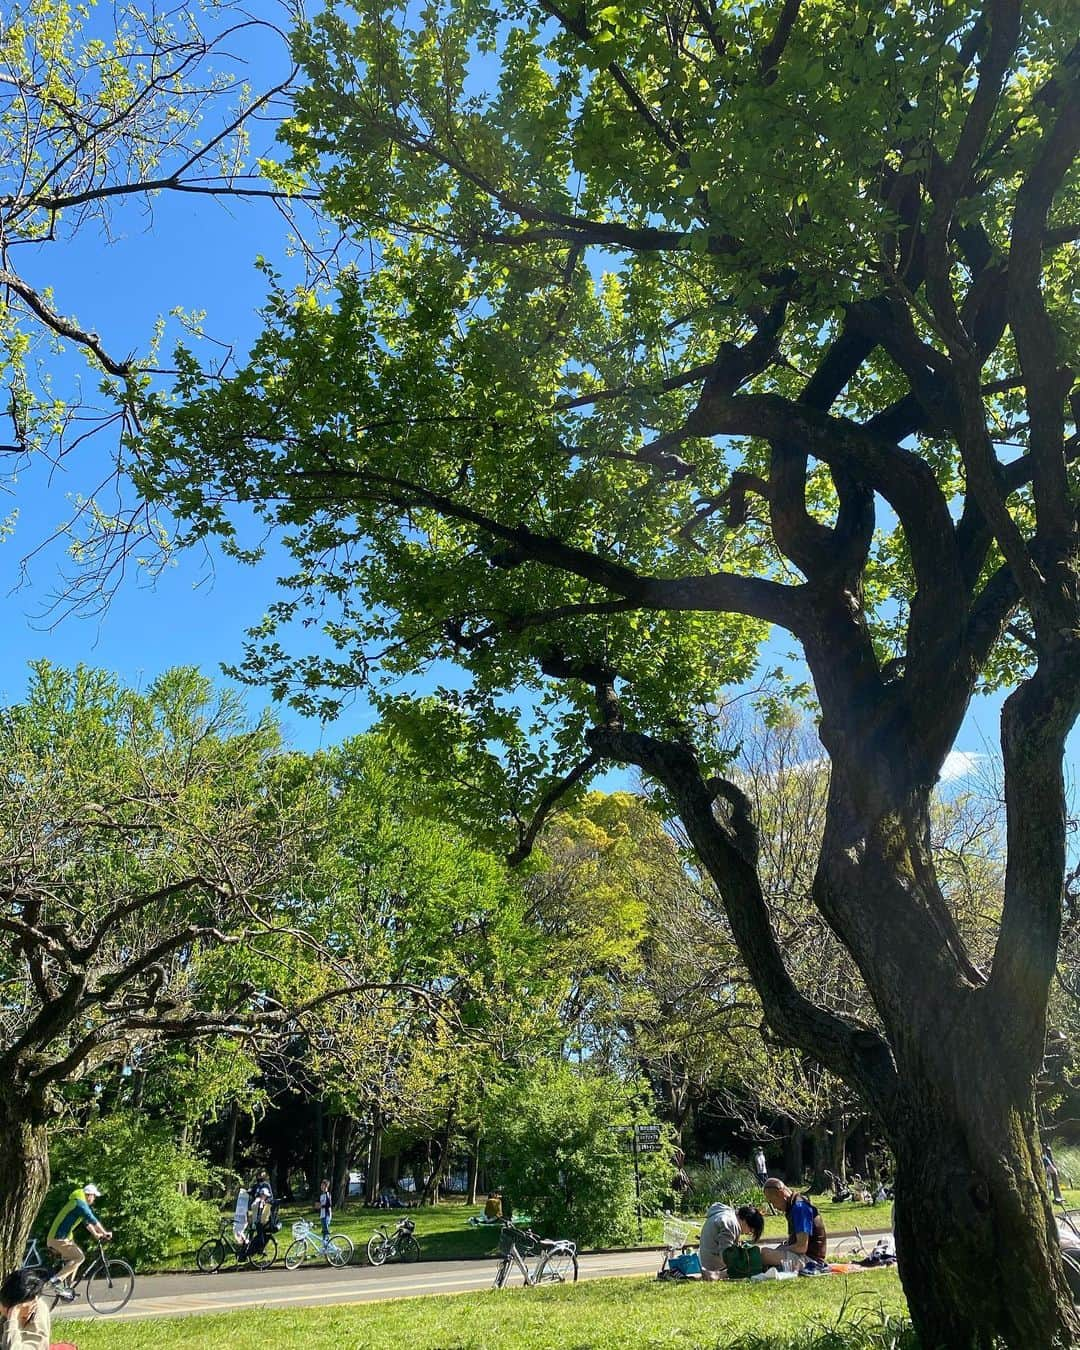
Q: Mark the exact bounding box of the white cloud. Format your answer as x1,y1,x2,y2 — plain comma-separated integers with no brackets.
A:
940,750,987,783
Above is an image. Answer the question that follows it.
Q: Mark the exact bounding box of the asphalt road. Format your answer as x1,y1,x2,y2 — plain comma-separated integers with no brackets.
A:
57,1248,667,1321
58,1230,893,1323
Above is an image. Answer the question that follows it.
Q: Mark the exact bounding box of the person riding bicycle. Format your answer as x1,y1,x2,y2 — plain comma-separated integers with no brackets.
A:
45,1183,111,1300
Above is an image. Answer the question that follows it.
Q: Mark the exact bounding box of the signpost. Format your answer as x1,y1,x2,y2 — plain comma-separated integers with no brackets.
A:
620,1124,663,1241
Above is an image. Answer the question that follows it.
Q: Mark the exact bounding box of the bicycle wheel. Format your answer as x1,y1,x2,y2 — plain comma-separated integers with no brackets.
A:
398,1234,420,1263
284,1239,309,1271
535,1246,578,1284
247,1236,277,1271
1059,1209,1080,1239
86,1258,136,1314
366,1234,388,1266
493,1258,511,1289
196,1238,226,1274
325,1234,354,1268
831,1238,865,1260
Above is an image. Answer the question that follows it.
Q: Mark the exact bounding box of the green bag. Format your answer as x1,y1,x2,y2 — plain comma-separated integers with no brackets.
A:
722,1243,765,1280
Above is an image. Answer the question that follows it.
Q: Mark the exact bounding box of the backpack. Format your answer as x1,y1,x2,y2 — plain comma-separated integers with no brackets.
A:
723,1243,764,1279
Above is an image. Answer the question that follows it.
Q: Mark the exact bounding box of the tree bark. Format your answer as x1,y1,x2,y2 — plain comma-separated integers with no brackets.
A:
223,1102,240,1175
466,1130,481,1207
331,1117,353,1209
365,1103,383,1206
0,1086,50,1273
366,1118,383,1207
890,1070,1076,1349
782,1123,804,1187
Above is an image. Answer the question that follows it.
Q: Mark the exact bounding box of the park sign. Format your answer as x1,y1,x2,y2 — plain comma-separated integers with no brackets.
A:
634,1124,661,1154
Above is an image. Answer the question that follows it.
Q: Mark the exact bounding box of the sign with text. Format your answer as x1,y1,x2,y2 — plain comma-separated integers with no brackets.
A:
634,1124,661,1153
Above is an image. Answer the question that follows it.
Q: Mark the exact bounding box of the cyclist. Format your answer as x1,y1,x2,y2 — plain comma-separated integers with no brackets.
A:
45,1183,111,1300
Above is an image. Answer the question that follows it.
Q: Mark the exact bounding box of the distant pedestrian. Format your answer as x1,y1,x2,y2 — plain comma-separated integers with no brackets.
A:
318,1179,333,1241
753,1147,767,1187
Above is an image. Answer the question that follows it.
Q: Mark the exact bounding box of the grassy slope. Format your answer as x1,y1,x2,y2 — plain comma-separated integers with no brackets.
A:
59,1270,907,1350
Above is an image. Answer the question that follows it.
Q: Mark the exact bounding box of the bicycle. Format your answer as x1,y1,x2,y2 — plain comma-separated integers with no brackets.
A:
195,1216,278,1273
23,1236,135,1315
656,1214,699,1282
831,1225,869,1260
284,1219,355,1269
492,1221,578,1289
366,1217,420,1265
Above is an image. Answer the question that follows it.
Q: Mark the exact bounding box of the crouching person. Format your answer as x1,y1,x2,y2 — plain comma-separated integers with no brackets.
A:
700,1204,767,1280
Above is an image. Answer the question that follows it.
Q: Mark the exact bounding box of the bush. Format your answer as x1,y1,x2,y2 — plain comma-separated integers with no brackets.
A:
484,1063,670,1247
44,1112,218,1265
683,1160,760,1213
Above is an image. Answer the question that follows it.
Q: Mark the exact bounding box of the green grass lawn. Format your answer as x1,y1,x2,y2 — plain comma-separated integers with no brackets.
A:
162,1187,1080,1272
161,1197,906,1272
58,1270,908,1350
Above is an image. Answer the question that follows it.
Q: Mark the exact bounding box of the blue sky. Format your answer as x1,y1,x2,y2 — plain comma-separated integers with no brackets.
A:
1,9,1074,787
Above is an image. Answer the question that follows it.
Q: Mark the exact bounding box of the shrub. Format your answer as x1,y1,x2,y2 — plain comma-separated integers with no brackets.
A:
683,1160,760,1213
44,1111,218,1265
484,1063,670,1247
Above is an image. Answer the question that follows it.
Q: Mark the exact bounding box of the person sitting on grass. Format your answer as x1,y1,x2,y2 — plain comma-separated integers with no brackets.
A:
700,1204,769,1280
762,1177,827,1271
0,1270,51,1350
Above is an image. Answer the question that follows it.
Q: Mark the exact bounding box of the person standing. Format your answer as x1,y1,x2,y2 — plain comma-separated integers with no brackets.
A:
762,1177,827,1271
753,1147,767,1187
46,1183,111,1298
318,1179,333,1242
0,1270,51,1350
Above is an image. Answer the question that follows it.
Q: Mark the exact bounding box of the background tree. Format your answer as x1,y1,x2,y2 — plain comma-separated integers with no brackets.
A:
0,662,357,1270
105,0,1080,1343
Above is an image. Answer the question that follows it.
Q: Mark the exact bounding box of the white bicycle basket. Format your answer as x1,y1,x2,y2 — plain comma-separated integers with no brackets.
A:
291,1220,314,1239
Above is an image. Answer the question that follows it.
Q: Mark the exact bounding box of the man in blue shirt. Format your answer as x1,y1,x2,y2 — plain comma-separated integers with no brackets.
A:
46,1184,111,1297
762,1177,827,1270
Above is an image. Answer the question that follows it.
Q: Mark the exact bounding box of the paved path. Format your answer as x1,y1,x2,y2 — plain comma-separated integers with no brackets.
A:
57,1249,664,1321
59,1231,892,1323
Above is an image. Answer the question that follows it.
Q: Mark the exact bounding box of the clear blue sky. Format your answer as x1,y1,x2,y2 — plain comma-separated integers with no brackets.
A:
1,12,1074,786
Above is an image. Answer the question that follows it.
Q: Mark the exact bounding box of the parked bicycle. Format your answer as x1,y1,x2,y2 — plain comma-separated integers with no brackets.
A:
285,1219,355,1269
366,1217,420,1265
22,1236,135,1314
196,1216,277,1273
492,1221,577,1289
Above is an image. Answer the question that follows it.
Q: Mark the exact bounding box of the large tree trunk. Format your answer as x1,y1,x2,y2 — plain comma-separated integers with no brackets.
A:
223,1102,240,1175
890,1078,1075,1349
782,1123,804,1187
0,1087,50,1273
466,1130,481,1207
331,1116,353,1209
365,1103,383,1206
